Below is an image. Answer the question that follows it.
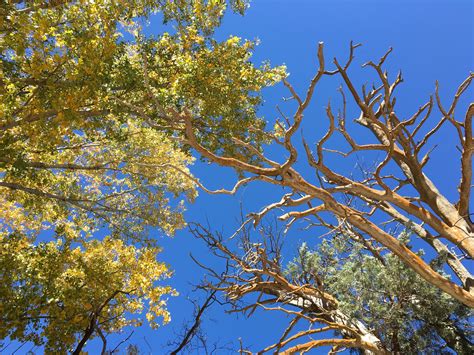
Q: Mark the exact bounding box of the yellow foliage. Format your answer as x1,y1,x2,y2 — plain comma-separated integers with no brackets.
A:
0,0,283,351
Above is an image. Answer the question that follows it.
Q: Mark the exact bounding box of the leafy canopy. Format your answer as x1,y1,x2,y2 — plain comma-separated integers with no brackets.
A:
0,0,284,351
1,235,174,353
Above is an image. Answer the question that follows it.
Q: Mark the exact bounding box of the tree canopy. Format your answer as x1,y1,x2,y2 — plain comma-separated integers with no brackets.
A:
0,0,283,351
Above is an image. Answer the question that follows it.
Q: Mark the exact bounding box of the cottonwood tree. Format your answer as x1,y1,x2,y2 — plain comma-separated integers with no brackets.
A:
0,0,284,352
139,42,473,353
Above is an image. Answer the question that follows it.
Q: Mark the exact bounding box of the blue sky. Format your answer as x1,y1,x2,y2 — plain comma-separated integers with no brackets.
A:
13,1,473,354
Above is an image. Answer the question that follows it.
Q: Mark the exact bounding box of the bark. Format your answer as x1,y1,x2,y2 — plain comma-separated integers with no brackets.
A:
281,292,385,354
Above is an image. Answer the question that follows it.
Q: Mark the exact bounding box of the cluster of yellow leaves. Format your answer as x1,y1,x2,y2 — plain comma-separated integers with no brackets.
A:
126,30,286,160
1,0,198,241
0,233,175,352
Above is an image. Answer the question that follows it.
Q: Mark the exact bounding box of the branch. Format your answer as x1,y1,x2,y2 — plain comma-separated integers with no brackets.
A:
169,290,217,355
458,103,474,221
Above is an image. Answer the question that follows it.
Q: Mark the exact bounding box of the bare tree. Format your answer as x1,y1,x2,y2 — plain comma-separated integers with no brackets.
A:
178,42,473,308
189,222,389,354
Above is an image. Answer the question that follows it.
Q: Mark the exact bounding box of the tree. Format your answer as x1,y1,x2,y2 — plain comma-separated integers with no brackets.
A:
286,235,473,354
179,42,473,301
166,43,473,353
190,221,473,354
0,0,284,352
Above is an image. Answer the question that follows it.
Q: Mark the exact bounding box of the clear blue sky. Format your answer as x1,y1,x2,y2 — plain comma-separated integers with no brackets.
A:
17,1,474,354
